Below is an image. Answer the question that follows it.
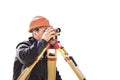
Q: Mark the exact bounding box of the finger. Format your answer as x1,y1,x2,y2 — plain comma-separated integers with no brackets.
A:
49,31,56,35
50,35,56,38
46,28,54,33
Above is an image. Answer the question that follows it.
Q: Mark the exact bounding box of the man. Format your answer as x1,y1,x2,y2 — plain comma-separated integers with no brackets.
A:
13,16,62,80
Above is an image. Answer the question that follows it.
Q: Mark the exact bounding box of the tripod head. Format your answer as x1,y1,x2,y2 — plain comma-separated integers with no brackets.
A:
48,39,61,49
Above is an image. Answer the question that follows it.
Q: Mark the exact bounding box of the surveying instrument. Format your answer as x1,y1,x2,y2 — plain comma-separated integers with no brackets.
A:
17,28,86,80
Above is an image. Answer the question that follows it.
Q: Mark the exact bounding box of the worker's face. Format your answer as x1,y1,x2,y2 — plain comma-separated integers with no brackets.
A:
33,27,47,41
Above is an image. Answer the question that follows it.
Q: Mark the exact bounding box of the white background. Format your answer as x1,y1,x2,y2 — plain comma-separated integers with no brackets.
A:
0,0,120,80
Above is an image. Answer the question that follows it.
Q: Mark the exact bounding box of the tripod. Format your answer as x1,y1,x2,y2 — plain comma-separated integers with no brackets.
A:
17,37,86,80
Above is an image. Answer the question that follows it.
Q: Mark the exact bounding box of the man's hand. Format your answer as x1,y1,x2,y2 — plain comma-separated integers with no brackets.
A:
42,27,56,42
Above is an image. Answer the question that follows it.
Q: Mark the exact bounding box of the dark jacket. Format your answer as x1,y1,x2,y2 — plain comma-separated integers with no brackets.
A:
13,37,62,80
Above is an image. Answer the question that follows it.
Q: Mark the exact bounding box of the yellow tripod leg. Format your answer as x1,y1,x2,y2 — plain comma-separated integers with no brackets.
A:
17,47,47,80
47,49,57,80
58,48,86,80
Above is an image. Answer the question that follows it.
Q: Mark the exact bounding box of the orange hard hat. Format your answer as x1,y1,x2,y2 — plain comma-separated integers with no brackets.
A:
29,16,50,32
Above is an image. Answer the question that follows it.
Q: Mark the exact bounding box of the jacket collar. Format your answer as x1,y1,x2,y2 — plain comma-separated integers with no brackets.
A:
28,36,37,44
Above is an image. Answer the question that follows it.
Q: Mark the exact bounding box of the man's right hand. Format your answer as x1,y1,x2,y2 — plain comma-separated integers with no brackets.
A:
41,27,56,42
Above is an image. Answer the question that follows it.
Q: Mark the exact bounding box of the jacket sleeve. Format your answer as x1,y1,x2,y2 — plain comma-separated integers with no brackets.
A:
16,39,48,66
56,70,62,80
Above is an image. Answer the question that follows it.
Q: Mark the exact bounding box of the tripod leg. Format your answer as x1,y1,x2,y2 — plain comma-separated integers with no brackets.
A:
58,48,86,80
47,49,57,80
